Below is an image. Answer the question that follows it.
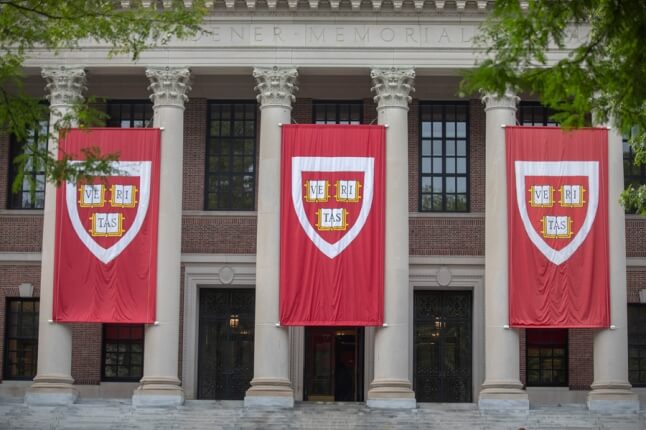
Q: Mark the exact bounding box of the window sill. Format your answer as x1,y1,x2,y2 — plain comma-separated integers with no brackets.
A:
183,210,257,217
0,209,44,216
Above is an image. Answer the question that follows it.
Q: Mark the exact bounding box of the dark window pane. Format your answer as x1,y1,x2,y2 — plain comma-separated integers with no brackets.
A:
420,103,469,212
8,118,49,209
102,324,145,382
4,299,39,379
628,305,646,386
526,329,568,387
205,102,257,210
106,101,153,128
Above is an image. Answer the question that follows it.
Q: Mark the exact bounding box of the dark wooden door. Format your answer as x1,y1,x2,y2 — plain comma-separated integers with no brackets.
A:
414,290,472,402
197,288,254,400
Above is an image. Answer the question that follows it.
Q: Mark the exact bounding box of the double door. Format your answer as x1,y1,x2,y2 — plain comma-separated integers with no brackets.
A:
414,290,473,403
197,288,254,400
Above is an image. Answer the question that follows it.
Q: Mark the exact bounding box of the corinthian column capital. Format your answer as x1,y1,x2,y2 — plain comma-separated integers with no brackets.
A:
146,66,191,109
481,88,520,112
253,66,299,109
41,66,86,109
370,67,415,110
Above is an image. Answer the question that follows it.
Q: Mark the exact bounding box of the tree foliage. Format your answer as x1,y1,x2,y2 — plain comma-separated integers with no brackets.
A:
0,0,206,190
461,0,646,213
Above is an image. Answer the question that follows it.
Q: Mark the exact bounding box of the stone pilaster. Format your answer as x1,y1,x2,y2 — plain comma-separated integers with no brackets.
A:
587,119,639,412
244,66,298,408
25,66,86,406
132,67,191,407
366,67,416,409
478,89,528,411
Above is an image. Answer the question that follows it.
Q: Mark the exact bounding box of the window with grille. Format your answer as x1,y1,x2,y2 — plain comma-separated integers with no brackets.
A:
623,129,645,188
102,324,144,381
628,304,646,387
205,102,257,210
7,121,49,209
518,102,558,126
3,298,39,379
313,101,363,124
419,102,469,212
526,329,568,386
106,101,153,128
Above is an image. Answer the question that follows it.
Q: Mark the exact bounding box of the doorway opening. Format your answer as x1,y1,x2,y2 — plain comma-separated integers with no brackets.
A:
197,288,254,400
304,326,364,402
414,290,473,402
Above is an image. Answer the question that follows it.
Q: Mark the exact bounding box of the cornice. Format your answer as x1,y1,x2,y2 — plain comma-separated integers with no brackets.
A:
119,0,499,13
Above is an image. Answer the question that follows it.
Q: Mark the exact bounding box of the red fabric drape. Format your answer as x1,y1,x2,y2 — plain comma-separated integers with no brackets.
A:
506,126,609,328
53,128,160,323
280,124,385,325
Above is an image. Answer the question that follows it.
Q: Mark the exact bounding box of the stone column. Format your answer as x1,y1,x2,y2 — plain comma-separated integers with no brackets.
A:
25,66,86,406
587,121,639,412
132,67,191,407
366,67,416,409
244,66,298,408
478,90,529,411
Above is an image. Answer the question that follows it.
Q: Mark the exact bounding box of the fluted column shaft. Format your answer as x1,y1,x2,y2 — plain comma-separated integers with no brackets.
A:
25,66,86,406
478,90,528,410
244,66,298,408
366,67,416,409
132,67,191,407
587,120,639,412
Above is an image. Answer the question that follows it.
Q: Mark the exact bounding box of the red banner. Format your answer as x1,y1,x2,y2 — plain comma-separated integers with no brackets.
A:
506,126,609,327
53,128,160,323
280,125,385,325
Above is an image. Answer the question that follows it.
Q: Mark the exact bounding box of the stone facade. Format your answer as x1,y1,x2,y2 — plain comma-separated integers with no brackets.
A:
0,1,644,411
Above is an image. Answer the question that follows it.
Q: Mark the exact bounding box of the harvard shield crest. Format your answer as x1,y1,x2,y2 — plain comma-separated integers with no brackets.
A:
292,156,374,259
66,161,152,264
514,161,599,266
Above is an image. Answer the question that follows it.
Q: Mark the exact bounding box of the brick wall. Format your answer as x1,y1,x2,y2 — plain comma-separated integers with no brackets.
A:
410,217,484,256
0,214,43,252
71,324,102,384
182,215,257,254
183,99,207,211
408,100,420,212
469,99,486,213
0,133,9,208
626,217,646,257
569,329,593,390
628,270,646,303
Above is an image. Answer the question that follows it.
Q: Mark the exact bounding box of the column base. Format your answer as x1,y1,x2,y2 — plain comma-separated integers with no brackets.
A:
587,383,639,413
25,375,79,406
366,378,416,409
244,377,294,408
478,382,529,411
132,377,184,407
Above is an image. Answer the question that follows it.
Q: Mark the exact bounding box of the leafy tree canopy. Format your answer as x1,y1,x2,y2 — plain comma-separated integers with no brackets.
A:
461,0,646,214
0,0,206,189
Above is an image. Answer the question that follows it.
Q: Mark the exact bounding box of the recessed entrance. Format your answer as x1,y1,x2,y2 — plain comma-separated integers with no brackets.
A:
414,290,473,402
197,288,254,400
304,327,364,402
